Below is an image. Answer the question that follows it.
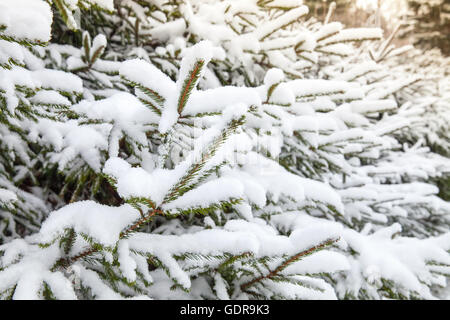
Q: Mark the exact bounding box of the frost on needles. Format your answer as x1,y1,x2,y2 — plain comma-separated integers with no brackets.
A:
0,0,449,300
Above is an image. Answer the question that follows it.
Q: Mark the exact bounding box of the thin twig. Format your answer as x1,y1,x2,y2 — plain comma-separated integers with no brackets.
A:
240,237,339,291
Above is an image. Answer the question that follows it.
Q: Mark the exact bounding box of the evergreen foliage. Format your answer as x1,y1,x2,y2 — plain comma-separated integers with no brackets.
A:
0,0,449,300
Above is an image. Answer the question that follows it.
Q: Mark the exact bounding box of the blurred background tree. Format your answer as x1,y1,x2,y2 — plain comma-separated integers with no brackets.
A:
401,0,450,55
305,0,450,55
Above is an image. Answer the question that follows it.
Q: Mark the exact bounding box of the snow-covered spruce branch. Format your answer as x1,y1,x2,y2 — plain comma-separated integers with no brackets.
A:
0,0,449,299
53,208,163,270
240,237,340,293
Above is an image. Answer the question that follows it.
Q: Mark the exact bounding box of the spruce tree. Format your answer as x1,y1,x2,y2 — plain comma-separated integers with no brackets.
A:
401,0,450,55
0,0,449,300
